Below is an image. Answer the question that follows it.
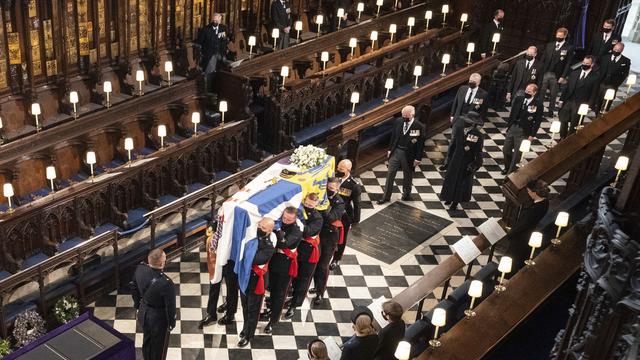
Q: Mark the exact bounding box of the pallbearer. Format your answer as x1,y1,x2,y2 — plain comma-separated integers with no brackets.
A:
264,207,303,333
311,178,346,306
285,193,323,319
238,217,276,348
330,159,362,270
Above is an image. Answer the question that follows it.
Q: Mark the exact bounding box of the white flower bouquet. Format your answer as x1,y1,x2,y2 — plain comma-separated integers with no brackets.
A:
290,145,327,171
53,295,80,324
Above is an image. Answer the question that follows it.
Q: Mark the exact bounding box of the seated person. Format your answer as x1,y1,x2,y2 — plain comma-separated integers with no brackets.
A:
374,301,406,360
341,312,379,360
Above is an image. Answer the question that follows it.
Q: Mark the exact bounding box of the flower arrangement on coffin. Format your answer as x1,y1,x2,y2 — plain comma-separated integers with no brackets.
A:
0,338,12,357
289,145,327,171
13,310,46,347
53,295,80,324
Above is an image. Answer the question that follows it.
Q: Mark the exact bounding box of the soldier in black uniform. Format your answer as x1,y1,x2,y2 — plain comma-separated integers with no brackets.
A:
264,207,303,333
216,259,240,325
285,193,323,319
238,217,276,347
310,177,346,306
131,249,176,360
330,159,362,270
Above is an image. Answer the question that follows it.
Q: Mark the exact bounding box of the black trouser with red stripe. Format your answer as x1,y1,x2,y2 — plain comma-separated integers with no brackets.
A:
240,272,264,340
290,242,316,307
333,218,352,262
268,253,292,323
313,228,339,297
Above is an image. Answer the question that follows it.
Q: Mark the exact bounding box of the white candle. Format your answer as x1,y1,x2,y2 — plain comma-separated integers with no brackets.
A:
158,124,167,149
135,70,144,95
164,61,173,85
407,16,415,36
69,91,79,117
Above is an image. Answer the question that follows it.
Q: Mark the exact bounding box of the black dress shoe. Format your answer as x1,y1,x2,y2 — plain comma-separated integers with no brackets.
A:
264,323,273,334
217,302,227,313
444,201,451,206
449,204,459,211
438,165,447,172
313,296,323,306
284,298,291,308
237,338,251,348
217,314,234,325
308,287,317,295
240,331,245,339
501,168,508,175
198,314,217,329
284,307,295,320
329,261,340,271
401,195,411,201
376,199,389,205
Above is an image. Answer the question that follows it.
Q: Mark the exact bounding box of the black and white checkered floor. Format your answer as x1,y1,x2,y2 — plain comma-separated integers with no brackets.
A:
89,81,637,360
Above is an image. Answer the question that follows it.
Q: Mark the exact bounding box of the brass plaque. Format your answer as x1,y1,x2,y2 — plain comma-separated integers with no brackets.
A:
28,0,37,18
79,23,89,56
43,19,54,58
90,48,97,64
111,41,119,57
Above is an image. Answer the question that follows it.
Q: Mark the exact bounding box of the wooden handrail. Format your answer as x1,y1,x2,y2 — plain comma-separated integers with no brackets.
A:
501,92,640,224
306,27,446,80
233,2,430,76
0,120,249,223
0,79,196,168
416,227,585,360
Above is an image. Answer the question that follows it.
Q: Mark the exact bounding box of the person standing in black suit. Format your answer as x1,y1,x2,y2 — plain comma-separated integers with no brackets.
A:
311,178,346,306
539,28,575,117
505,179,549,276
378,105,426,204
440,73,488,171
589,19,621,61
440,113,484,211
264,207,302,334
502,84,544,175
479,9,504,58
374,301,406,360
285,193,323,319
238,217,276,348
506,46,542,103
197,13,229,74
270,0,292,49
558,56,599,139
593,42,631,115
131,249,176,360
330,159,362,270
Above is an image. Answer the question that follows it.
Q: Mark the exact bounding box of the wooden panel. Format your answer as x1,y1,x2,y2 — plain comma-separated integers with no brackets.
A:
53,144,83,180
91,132,117,166
15,158,47,196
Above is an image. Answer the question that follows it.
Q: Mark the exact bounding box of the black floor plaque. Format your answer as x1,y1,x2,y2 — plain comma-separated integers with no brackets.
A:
348,202,453,264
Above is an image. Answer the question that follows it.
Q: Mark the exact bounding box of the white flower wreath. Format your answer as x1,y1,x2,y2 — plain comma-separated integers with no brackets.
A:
290,145,327,171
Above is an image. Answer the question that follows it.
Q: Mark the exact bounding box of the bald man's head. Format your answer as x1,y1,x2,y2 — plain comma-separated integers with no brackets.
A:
613,42,624,54
337,159,352,177
469,73,482,87
525,46,537,59
258,217,275,235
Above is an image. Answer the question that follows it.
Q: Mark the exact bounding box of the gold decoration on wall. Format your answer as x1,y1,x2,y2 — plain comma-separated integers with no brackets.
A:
65,0,78,65
46,59,58,77
77,0,89,56
43,20,54,58
98,0,106,41
90,48,97,64
139,0,149,48
30,29,42,75
8,32,22,65
28,0,37,18
0,14,7,88
129,0,137,51
111,42,119,57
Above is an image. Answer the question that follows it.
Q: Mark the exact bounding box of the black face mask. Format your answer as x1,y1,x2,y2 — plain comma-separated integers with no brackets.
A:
468,81,477,89
496,18,502,23
257,229,267,238
335,170,345,178
327,190,336,197
602,27,612,33
525,55,534,61
612,50,621,56
556,37,565,43
304,206,314,213
524,93,533,99
403,117,411,123
581,64,591,71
